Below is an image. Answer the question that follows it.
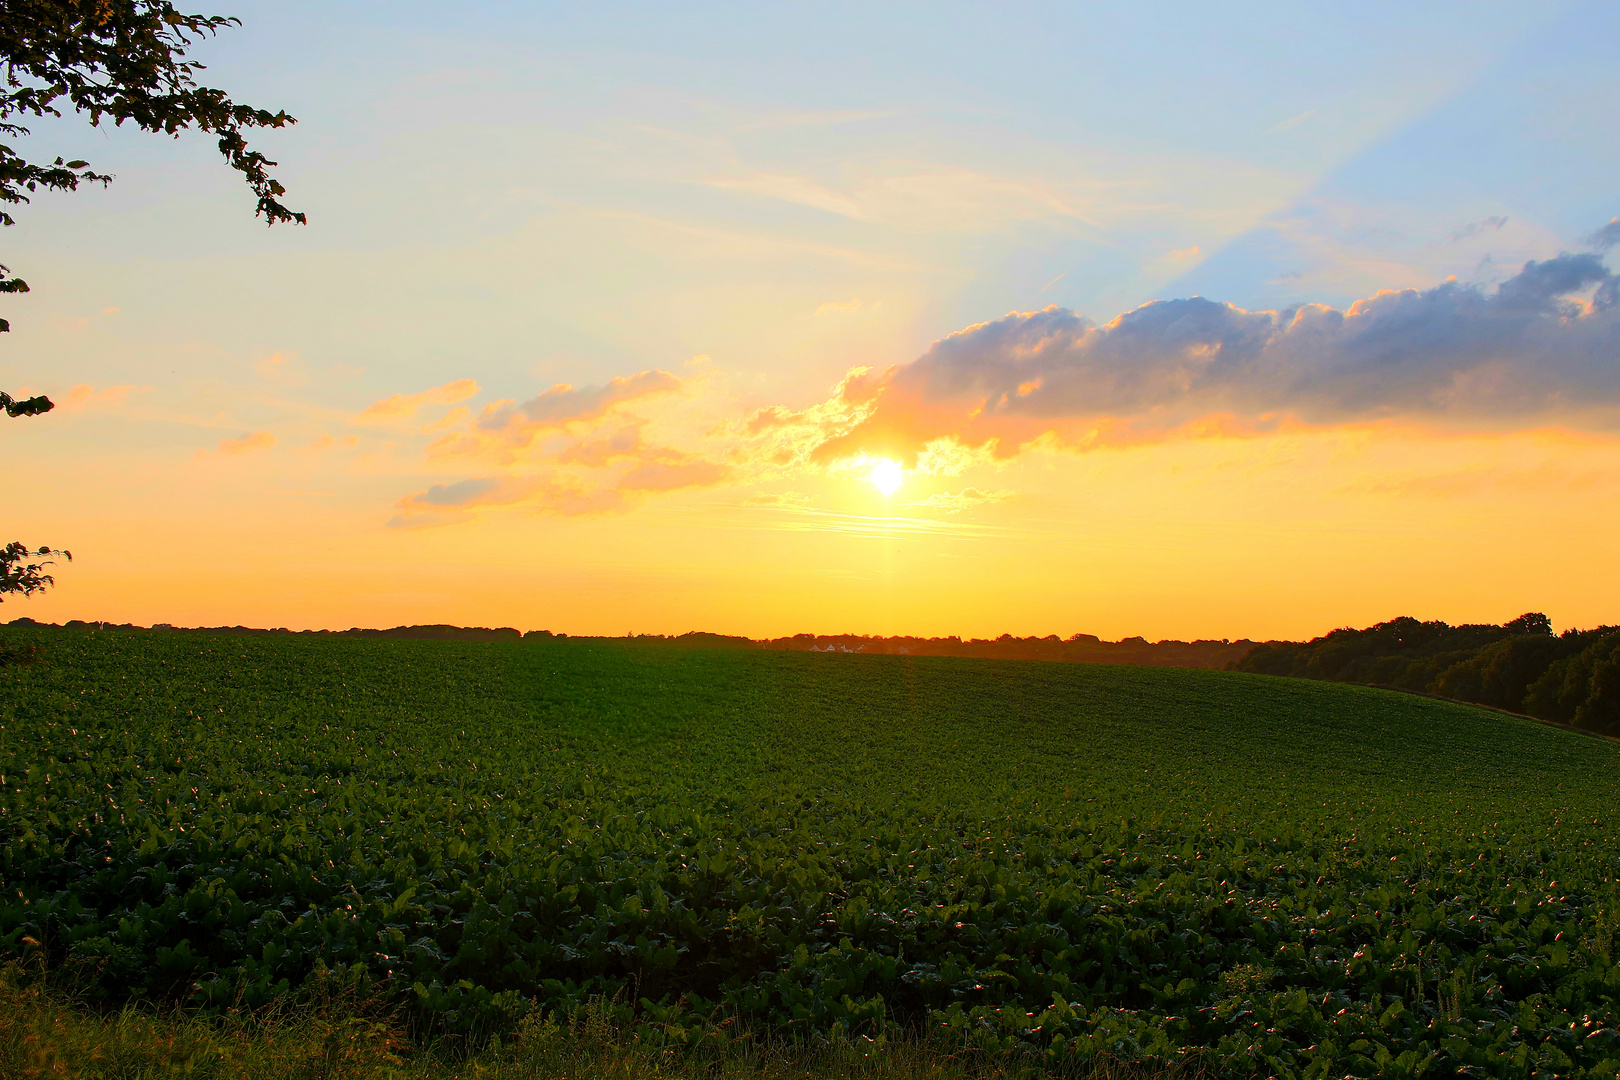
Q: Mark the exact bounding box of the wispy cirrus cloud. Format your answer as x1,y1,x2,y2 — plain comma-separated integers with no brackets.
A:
60,384,142,411
905,487,1015,514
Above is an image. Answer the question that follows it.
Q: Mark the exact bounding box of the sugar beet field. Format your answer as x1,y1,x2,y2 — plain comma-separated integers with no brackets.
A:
3,627,1620,1078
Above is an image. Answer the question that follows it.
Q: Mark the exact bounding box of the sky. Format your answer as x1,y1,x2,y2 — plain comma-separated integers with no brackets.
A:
3,0,1620,640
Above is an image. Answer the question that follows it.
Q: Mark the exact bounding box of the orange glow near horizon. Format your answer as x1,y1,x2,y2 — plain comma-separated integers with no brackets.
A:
10,411,1620,643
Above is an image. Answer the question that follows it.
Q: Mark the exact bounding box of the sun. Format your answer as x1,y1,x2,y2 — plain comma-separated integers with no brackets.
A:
868,458,904,496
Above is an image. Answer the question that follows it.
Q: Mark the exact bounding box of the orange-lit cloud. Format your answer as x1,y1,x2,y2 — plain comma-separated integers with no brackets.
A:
60,384,139,410
621,459,730,492
727,367,880,469
778,252,1620,467
356,379,480,424
426,370,687,466
390,403,730,528
364,247,1620,537
387,473,631,527
218,431,276,455
478,369,681,433
422,406,469,434
554,422,671,467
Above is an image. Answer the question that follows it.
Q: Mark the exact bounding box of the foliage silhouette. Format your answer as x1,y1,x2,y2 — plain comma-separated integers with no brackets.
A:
0,388,51,416
0,541,70,602
0,0,304,237
1233,612,1620,735
1,1,304,596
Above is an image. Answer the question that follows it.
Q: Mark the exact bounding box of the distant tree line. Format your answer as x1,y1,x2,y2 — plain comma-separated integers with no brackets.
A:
3,619,1255,669
627,631,1257,668
4,618,526,642
1233,613,1620,736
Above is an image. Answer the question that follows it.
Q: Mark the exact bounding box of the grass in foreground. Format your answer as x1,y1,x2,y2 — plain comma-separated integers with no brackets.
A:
3,628,1620,1077
0,963,1198,1080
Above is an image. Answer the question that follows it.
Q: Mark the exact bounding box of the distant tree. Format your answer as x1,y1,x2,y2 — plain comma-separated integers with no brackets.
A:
1502,611,1554,637
2,1,304,599
1524,629,1620,735
1431,632,1564,712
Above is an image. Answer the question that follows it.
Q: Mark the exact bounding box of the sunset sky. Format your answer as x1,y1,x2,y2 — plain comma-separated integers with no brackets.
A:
4,0,1620,640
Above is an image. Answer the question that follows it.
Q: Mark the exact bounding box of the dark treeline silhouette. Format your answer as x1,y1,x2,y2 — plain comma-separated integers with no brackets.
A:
657,631,1257,668
5,618,523,642
1234,613,1620,737
3,618,1254,669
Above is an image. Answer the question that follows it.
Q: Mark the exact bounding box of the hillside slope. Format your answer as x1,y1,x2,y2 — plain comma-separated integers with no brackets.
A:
3,628,1618,1077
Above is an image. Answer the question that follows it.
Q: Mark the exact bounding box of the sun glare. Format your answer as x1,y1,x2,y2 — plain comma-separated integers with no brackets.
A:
869,458,904,496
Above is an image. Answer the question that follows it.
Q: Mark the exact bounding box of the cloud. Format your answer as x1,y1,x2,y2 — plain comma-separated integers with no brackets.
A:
792,249,1620,463
257,350,313,388
1451,215,1509,243
702,165,1099,233
815,298,863,315
745,490,813,508
218,431,276,455
1588,218,1620,252
554,422,675,467
356,378,479,424
422,405,469,434
422,370,696,469
388,433,730,527
476,369,680,433
703,172,863,217
725,368,880,469
620,459,730,492
415,477,503,507
1266,109,1316,135
388,475,535,528
905,487,1015,514
388,474,631,527
60,384,139,410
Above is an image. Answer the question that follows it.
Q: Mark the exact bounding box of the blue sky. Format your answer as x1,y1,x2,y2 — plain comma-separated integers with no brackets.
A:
4,1,1619,636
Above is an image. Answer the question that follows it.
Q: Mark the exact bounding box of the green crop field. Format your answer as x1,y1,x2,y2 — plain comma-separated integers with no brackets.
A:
3,627,1619,1078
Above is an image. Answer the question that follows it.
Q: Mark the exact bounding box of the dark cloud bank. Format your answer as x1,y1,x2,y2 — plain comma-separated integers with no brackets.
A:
827,243,1620,457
